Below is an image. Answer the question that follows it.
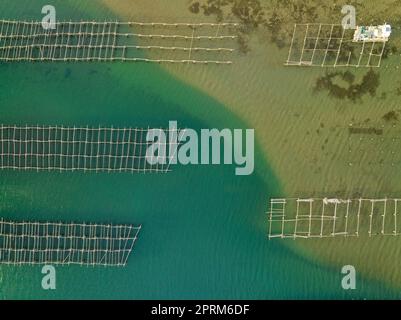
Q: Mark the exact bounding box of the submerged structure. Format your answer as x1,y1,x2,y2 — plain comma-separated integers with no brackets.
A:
0,218,141,266
268,197,401,239
353,24,392,42
0,20,238,64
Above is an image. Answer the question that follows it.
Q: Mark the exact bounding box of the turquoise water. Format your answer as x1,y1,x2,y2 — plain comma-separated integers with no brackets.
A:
0,0,397,299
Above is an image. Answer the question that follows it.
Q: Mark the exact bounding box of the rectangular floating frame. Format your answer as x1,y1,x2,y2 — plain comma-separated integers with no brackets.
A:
0,218,141,266
0,20,239,64
285,23,386,68
268,197,401,239
0,125,181,173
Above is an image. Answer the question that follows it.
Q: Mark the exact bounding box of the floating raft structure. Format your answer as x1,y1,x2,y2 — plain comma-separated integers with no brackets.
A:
0,218,141,266
353,24,392,42
0,125,180,173
0,20,238,64
268,197,401,239
285,23,388,68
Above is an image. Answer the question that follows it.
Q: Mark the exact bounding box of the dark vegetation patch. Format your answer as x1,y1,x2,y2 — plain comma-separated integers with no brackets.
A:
189,2,200,14
191,0,266,27
382,110,399,122
348,127,383,135
188,0,267,53
314,69,380,102
395,82,401,96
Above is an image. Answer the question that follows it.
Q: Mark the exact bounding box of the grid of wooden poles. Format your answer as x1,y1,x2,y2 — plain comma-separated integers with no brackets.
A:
0,125,181,173
268,197,401,239
0,218,141,266
0,20,239,64
285,23,386,68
